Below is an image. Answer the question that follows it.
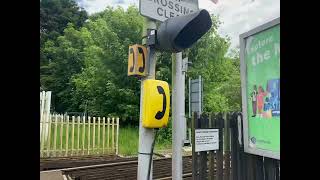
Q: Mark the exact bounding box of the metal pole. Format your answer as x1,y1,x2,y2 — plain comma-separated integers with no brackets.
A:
172,52,184,180
137,17,157,180
188,78,191,118
199,76,202,115
181,58,187,142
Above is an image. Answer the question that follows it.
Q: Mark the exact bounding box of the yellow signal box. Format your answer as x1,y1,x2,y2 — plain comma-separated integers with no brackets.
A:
142,79,170,128
128,44,147,77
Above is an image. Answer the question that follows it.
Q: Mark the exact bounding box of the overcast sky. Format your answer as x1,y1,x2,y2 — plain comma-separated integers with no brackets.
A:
76,0,280,49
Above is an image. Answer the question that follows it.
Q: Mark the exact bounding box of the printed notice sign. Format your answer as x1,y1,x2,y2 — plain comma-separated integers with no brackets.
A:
195,129,219,152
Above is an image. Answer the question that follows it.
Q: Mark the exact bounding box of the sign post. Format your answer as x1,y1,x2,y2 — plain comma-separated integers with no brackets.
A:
172,52,185,180
240,17,280,160
138,0,209,179
137,18,157,180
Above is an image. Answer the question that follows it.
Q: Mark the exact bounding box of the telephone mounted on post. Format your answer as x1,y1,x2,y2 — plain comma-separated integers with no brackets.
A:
127,44,147,77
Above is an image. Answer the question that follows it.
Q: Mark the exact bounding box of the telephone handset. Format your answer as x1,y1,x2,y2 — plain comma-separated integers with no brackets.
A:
137,47,145,73
155,86,166,120
129,48,135,72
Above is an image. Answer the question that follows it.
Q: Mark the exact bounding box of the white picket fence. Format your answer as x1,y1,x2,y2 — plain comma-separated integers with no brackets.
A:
40,114,120,158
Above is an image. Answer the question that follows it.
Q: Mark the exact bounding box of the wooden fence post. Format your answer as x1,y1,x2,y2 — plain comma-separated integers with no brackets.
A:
208,113,216,180
237,113,247,180
246,154,254,180
264,157,278,180
60,115,63,157
40,112,46,157
98,117,101,154
102,117,106,154
107,117,110,152
112,117,115,153
230,112,240,180
82,116,85,155
255,156,264,180
87,116,91,155
93,117,96,153
116,117,119,155
65,115,69,157
46,114,52,157
199,114,208,180
192,112,198,180
41,114,45,157
246,154,264,180
216,113,224,180
276,160,280,180
77,116,80,155
71,116,75,156
53,114,58,157
224,113,231,180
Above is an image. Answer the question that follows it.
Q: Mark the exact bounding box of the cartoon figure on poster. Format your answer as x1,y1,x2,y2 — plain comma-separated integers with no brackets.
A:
250,79,280,118
267,79,280,117
250,85,258,117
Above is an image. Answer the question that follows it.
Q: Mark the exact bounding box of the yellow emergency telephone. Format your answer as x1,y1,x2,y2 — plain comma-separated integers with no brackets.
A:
142,79,170,128
128,44,147,77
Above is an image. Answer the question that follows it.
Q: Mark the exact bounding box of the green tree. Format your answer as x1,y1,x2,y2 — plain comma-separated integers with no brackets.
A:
69,6,144,123
40,0,88,111
40,0,88,45
41,24,87,112
41,5,241,124
186,15,241,113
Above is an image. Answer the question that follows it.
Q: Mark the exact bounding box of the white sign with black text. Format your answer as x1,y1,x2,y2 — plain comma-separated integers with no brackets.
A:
139,0,199,22
195,129,219,152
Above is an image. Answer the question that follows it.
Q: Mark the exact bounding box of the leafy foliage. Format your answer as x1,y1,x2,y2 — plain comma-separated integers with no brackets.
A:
186,15,241,113
40,0,88,44
40,0,88,112
40,5,241,126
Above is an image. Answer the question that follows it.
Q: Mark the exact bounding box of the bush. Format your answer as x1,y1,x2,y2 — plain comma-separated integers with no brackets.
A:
156,118,172,144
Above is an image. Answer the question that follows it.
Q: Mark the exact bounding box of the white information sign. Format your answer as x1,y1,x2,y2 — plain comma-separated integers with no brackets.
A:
139,0,199,22
195,129,219,152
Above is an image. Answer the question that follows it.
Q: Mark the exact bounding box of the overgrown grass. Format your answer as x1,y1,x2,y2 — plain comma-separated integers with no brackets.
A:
118,126,172,156
118,126,139,155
